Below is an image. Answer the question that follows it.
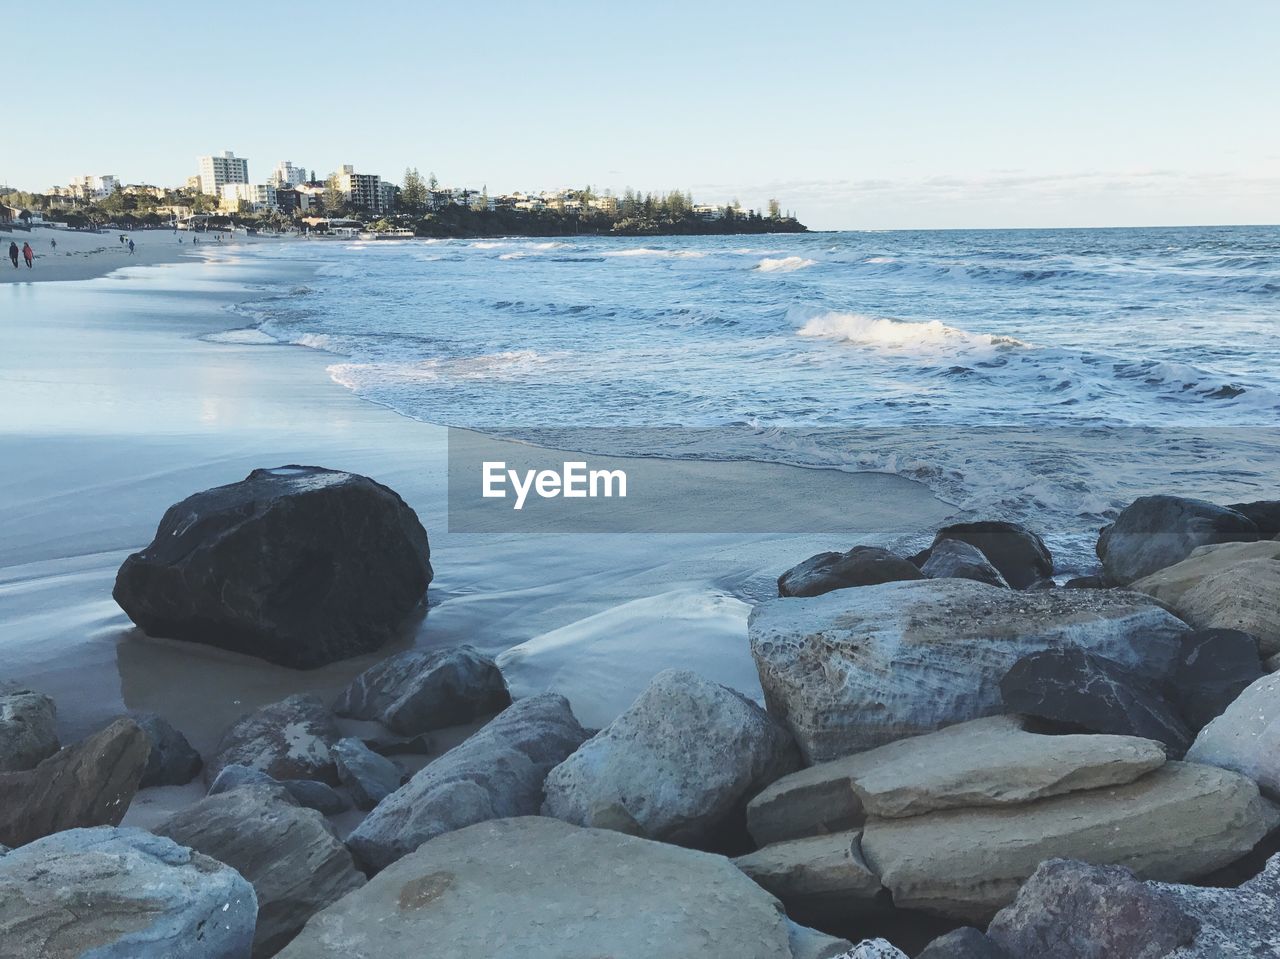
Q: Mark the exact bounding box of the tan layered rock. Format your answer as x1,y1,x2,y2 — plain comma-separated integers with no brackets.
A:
1176,559,1280,655
1129,540,1280,607
734,830,882,906
747,715,1167,845
860,761,1269,922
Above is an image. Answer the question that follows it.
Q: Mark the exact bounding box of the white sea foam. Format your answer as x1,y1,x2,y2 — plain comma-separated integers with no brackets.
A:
602,248,705,259
757,256,817,273
793,307,1027,355
201,328,280,345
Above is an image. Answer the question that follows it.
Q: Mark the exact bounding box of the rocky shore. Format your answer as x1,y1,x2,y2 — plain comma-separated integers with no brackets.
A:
2,468,1278,957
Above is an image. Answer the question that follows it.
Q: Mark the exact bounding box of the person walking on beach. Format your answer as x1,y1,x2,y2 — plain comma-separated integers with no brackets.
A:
22,242,34,269
7,241,17,268
50,238,56,250
128,239,135,255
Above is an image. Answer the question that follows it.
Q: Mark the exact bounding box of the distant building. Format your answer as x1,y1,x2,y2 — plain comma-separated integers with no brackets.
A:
270,161,308,188
198,152,250,196
68,175,119,199
334,164,390,213
124,184,166,198
693,204,726,220
590,196,618,215
219,182,277,212
185,175,202,192
378,180,397,213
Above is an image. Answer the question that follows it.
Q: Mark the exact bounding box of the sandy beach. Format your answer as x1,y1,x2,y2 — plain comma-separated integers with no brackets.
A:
0,226,215,283
0,249,952,798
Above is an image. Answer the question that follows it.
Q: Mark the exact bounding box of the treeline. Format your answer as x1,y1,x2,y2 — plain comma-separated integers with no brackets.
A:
415,204,806,239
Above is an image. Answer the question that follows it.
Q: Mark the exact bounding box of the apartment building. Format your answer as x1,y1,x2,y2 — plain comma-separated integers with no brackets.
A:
334,164,392,213
198,152,250,196
270,161,309,188
219,182,278,212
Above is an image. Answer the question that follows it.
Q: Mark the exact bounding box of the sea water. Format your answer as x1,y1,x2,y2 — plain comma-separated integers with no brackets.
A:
209,226,1280,572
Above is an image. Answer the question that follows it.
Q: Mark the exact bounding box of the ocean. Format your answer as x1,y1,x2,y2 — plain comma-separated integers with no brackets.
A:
207,225,1280,573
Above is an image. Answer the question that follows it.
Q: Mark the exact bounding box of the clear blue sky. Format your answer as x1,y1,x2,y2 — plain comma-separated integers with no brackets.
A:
9,0,1278,230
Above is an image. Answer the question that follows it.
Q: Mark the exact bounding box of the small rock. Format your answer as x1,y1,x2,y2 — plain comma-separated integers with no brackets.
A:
777,545,923,598
133,712,203,787
155,785,365,958
1186,673,1280,798
207,764,348,815
332,737,402,810
921,539,1009,587
0,717,149,848
334,645,510,736
917,927,1010,959
926,520,1053,589
206,695,339,786
113,466,433,669
1064,574,1107,589
1170,629,1263,732
0,689,58,773
839,942,909,959
542,669,799,846
988,859,1198,959
1000,647,1192,753
1098,495,1257,585
346,693,588,872
361,730,434,756
0,826,256,958
734,830,881,909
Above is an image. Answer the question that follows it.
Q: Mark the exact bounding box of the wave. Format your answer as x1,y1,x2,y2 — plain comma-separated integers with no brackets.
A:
792,307,1028,356
602,248,705,259
757,256,816,273
201,327,281,345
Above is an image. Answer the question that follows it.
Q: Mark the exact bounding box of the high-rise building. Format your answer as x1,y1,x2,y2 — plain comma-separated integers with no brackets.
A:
219,182,278,212
270,161,308,188
334,164,390,213
197,152,249,196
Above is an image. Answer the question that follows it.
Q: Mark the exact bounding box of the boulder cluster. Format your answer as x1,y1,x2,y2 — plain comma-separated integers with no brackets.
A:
3,473,1278,957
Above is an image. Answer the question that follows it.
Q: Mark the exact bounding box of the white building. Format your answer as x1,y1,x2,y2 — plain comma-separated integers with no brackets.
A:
68,175,119,199
270,161,308,188
220,182,277,212
198,151,250,196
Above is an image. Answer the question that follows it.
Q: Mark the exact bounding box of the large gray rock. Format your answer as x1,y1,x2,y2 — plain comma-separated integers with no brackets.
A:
346,693,588,872
1098,495,1258,585
1170,629,1264,732
0,717,149,848
332,737,402,810
206,695,339,786
113,466,433,669
921,539,1009,588
0,826,256,959
0,689,58,773
281,816,841,959
1157,852,1280,957
750,580,1187,761
860,761,1270,921
778,545,923,598
542,669,799,846
207,764,348,815
1186,673,1280,797
927,520,1053,589
1227,500,1280,538
734,830,882,911
746,715,1166,846
987,859,1199,959
133,712,203,787
155,784,365,958
334,645,510,736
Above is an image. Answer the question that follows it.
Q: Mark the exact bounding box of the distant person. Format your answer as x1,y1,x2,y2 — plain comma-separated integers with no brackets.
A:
128,239,135,255
49,238,56,250
22,242,34,268
7,241,17,268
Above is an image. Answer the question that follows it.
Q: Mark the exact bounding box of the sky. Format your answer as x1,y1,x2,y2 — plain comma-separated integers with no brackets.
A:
7,0,1279,230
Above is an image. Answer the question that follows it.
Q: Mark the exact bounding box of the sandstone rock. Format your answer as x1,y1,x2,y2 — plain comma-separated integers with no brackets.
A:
155,785,364,957
0,689,58,773
542,669,799,846
746,715,1165,845
1175,558,1280,655
1170,629,1263,731
1098,495,1257,585
1129,540,1280,607
0,718,148,848
1157,852,1280,957
207,764,348,815
917,928,1010,959
1000,647,1192,753
921,539,1009,587
987,859,1198,959
113,466,433,669
332,737,402,810
750,580,1187,761
927,521,1053,589
778,546,923,598
0,825,256,959
1186,673,1280,798
133,712,203,787
734,830,881,909
860,761,1269,921
347,693,588,872
206,695,339,786
280,816,836,959
334,645,510,736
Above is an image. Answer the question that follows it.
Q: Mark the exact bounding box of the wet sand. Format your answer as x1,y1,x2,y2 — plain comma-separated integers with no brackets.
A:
0,249,954,806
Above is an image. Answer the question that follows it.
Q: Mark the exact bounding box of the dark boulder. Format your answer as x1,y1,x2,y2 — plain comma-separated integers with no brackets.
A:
1000,646,1192,754
777,546,922,598
1064,574,1107,589
926,521,1053,589
113,466,433,669
1170,629,1264,732
920,539,1009,588
206,694,340,786
133,712,203,787
917,927,1010,959
332,737,403,810
1098,495,1258,585
987,859,1199,959
207,763,349,815
334,646,510,736
0,689,59,773
1228,500,1280,539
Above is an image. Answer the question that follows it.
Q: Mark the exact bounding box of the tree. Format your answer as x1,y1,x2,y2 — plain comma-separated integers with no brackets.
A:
323,174,346,213
427,171,439,190
768,198,782,219
401,167,427,212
